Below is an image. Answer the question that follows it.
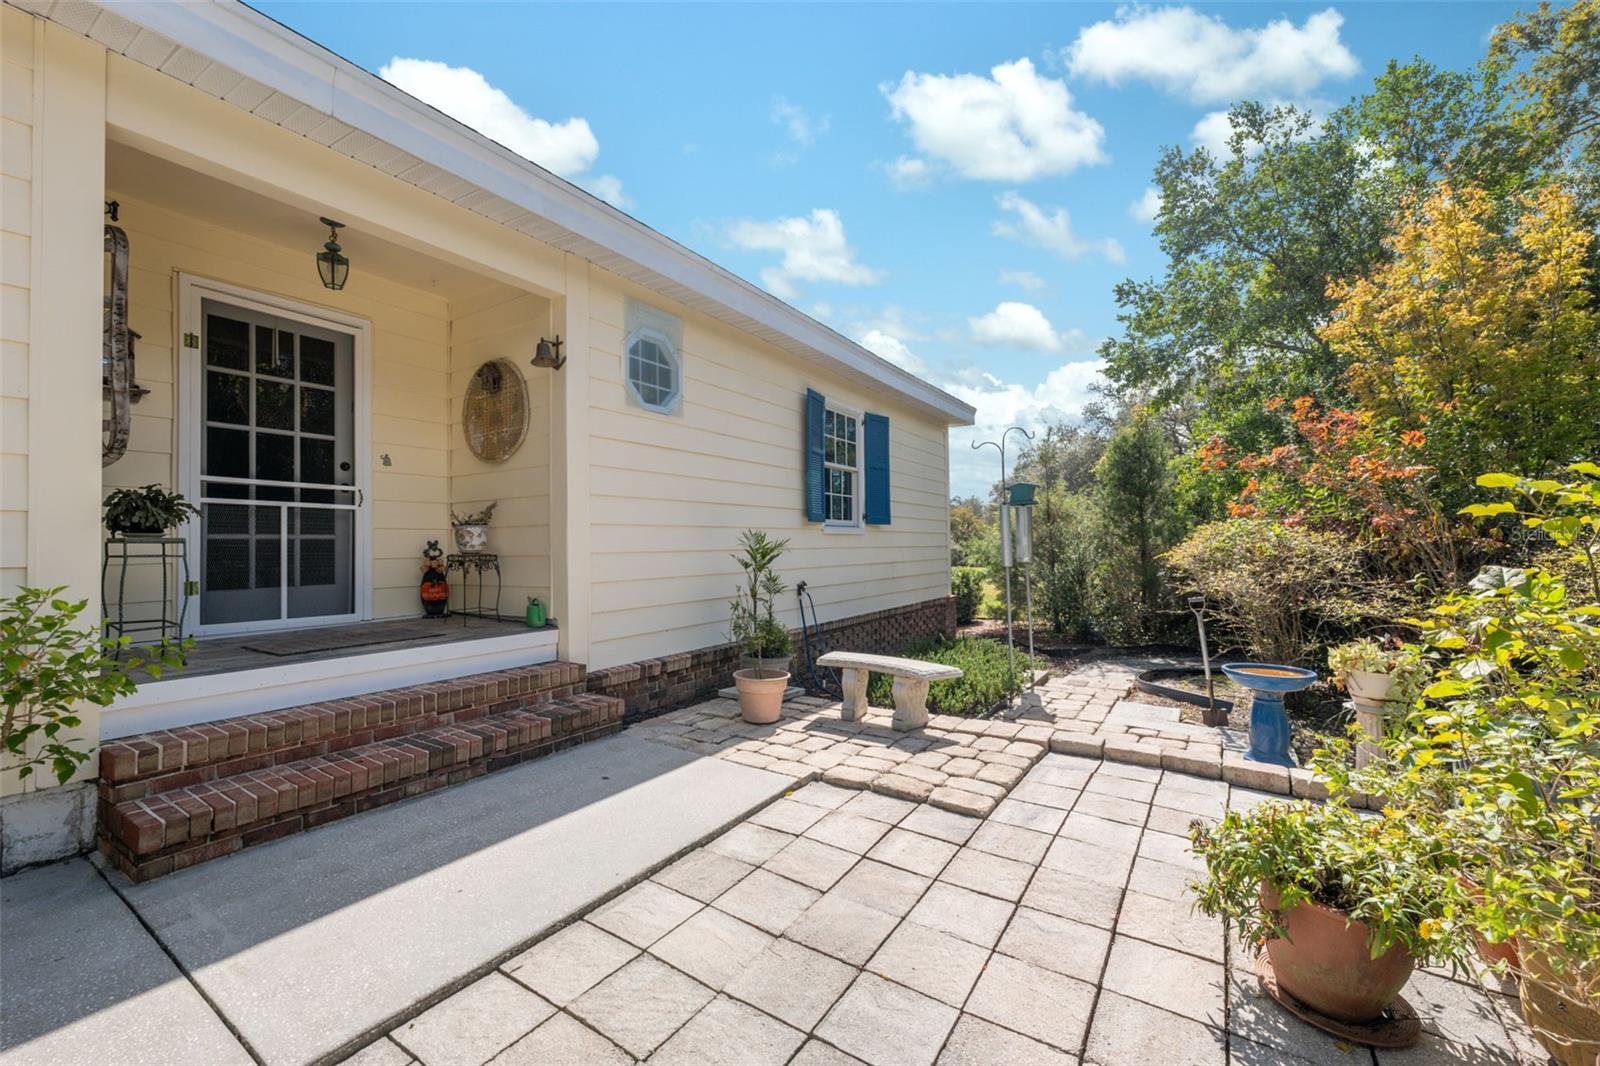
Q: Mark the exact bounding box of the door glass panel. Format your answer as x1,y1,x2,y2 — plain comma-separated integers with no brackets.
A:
207,315,249,370
256,380,295,430
300,387,334,435
200,298,357,629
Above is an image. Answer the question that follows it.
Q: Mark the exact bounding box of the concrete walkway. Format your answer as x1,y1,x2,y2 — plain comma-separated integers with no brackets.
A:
0,734,793,1066
343,754,1537,1066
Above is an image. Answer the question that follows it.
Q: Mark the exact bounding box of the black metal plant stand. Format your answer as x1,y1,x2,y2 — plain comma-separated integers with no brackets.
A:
102,535,189,660
446,552,502,622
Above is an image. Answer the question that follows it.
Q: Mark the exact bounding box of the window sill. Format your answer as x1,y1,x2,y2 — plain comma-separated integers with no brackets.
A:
822,523,865,535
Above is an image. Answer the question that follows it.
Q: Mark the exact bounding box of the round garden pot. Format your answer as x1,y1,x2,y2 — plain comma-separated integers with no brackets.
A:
109,523,166,537
1519,951,1600,1066
740,654,792,678
733,670,789,724
453,524,489,553
1344,670,1394,705
1262,886,1416,1024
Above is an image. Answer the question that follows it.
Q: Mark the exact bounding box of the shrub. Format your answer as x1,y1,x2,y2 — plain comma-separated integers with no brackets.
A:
728,530,793,661
951,567,985,625
1031,488,1096,639
2,588,183,783
1166,518,1383,666
866,636,1045,716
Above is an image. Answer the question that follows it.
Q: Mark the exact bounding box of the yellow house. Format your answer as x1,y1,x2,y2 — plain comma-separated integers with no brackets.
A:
0,0,973,874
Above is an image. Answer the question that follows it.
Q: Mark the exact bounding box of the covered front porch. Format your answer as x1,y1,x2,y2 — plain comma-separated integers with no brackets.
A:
95,86,575,734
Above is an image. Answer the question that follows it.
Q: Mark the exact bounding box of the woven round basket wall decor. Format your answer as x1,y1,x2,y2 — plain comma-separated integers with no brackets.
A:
462,358,529,463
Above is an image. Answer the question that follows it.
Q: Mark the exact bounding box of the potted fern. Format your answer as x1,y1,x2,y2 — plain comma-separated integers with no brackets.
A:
103,484,200,537
729,530,792,724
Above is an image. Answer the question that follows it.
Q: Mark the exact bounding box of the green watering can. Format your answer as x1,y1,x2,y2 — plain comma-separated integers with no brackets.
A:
526,597,546,628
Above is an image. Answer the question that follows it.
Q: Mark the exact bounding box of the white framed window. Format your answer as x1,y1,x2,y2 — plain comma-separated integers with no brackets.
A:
623,326,681,413
823,402,862,529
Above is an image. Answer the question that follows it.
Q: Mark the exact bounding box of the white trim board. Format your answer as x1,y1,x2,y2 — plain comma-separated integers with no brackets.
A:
102,627,561,739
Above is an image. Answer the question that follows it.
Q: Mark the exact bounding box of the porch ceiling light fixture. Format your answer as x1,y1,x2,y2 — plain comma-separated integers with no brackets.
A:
531,335,565,370
315,217,349,291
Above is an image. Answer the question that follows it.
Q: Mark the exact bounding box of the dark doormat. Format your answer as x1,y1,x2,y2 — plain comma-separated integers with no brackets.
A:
240,620,447,657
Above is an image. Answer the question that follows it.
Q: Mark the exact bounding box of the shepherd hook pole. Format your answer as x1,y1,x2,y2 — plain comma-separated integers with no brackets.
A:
972,426,1034,704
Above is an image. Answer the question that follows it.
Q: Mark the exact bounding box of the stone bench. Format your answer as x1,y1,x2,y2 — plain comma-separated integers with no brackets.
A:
816,651,963,731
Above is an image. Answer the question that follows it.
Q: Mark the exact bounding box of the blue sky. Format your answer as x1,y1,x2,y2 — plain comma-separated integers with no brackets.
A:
256,1,1520,495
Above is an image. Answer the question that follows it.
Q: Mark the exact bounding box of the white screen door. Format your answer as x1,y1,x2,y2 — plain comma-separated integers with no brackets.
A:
195,295,361,631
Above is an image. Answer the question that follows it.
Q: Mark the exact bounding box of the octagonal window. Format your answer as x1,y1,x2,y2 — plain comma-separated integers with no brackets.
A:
624,327,681,413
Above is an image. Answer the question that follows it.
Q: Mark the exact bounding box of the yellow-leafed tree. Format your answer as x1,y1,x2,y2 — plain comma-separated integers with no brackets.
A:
1320,182,1599,488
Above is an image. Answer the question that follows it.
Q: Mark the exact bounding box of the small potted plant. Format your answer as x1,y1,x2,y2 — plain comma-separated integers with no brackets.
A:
103,484,200,537
1190,799,1467,1028
450,501,497,553
729,529,792,724
1327,638,1430,765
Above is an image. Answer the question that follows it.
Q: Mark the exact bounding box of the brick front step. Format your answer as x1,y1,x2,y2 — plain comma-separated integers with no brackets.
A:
97,662,585,805
99,688,621,882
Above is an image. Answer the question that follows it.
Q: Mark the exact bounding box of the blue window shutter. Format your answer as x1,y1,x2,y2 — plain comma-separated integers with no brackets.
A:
804,389,826,521
864,412,890,525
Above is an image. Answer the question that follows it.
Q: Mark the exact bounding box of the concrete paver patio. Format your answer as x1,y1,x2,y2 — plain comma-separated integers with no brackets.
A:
351,752,1533,1066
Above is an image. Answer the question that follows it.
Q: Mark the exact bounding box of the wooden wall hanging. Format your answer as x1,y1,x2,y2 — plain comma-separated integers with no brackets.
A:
461,358,529,463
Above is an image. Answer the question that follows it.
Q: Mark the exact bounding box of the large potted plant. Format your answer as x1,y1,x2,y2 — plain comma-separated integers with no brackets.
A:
1190,799,1466,1027
729,529,792,724
450,502,497,553
103,484,200,537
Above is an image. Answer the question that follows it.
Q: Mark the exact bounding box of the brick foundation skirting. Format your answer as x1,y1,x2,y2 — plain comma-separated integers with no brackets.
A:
587,596,957,724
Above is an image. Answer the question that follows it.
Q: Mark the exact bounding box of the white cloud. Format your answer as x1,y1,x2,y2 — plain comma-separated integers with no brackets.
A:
968,301,1067,352
1065,7,1358,104
1129,186,1163,222
771,97,829,146
999,270,1046,291
882,155,934,190
992,192,1126,264
381,57,625,205
585,174,630,208
1191,110,1237,157
857,328,926,375
945,360,1107,493
382,58,597,174
726,209,884,300
882,58,1108,182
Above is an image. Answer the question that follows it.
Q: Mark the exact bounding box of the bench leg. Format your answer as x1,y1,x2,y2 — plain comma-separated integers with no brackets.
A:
839,668,868,721
891,677,930,731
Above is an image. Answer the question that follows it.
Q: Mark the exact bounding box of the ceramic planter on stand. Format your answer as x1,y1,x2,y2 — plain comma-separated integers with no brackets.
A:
733,669,790,724
453,524,489,553
1345,669,1394,768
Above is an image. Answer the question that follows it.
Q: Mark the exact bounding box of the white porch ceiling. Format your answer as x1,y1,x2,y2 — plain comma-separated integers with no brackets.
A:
9,0,976,425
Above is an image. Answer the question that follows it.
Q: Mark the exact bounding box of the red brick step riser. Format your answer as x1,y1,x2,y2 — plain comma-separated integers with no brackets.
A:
97,662,585,806
99,693,623,882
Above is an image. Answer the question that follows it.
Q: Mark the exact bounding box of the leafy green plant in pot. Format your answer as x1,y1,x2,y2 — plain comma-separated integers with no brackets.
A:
1190,798,1469,1030
1330,465,1600,1064
103,484,200,537
729,529,792,724
1327,638,1430,766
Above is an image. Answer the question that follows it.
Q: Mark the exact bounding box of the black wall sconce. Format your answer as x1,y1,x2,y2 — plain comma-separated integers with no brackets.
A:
316,217,349,291
531,335,565,370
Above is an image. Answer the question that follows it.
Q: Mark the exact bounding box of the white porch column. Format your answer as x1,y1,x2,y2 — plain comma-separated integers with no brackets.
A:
0,19,106,867
549,253,592,669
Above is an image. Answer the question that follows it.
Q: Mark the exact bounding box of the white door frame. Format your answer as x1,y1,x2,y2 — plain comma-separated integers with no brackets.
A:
177,273,374,636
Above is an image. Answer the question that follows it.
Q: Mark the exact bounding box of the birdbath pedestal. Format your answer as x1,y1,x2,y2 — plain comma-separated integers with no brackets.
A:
1220,663,1318,767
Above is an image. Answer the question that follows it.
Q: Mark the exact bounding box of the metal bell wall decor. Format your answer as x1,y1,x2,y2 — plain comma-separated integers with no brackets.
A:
461,358,529,463
420,540,449,617
531,335,565,370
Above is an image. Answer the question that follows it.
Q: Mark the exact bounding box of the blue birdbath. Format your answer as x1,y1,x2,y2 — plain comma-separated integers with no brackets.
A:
1220,663,1318,767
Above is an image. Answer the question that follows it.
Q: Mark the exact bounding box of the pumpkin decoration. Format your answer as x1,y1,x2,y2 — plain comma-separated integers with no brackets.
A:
420,540,449,617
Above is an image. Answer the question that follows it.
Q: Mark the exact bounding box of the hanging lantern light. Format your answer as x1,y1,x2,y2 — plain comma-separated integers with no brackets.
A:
315,217,349,291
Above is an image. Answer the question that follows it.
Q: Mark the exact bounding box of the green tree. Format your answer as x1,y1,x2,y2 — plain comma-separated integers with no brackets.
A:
1092,410,1177,641
948,501,987,566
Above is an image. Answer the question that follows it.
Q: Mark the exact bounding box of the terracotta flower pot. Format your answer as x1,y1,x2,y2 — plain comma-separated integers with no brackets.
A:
1262,886,1416,1023
733,669,790,725
1519,951,1600,1066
